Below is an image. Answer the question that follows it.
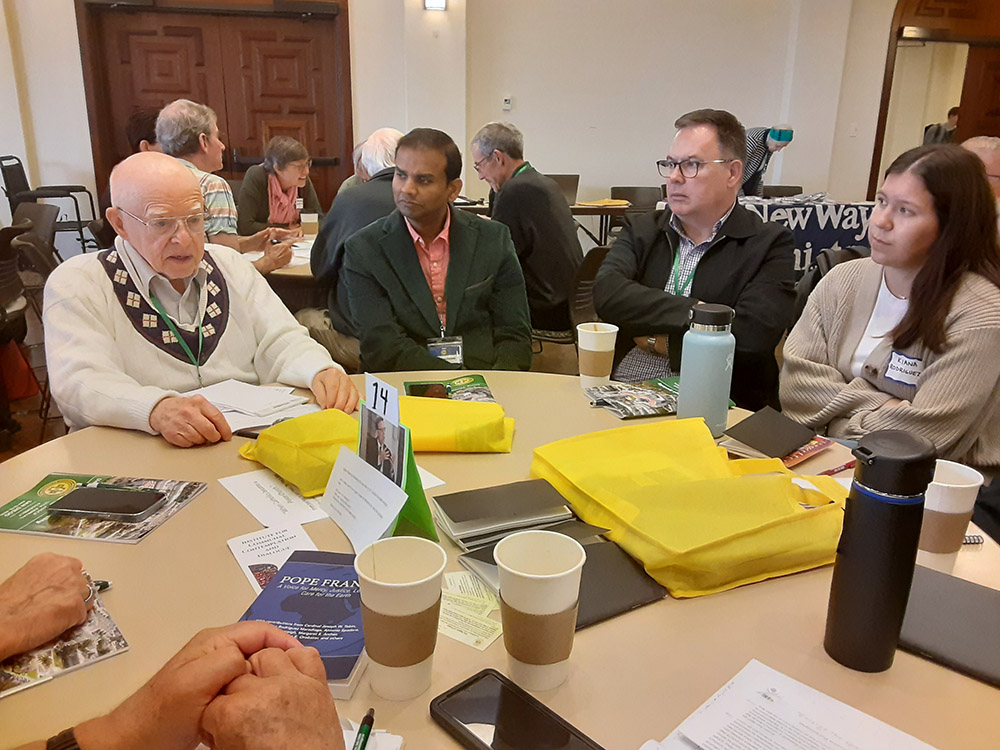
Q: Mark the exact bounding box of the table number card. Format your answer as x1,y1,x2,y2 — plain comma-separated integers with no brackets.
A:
365,373,400,425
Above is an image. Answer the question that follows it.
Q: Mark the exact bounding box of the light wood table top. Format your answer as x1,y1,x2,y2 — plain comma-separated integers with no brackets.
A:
1,372,997,748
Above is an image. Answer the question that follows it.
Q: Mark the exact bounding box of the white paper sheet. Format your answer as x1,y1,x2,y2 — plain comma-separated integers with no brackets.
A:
223,403,320,433
318,446,408,553
648,659,935,750
188,379,307,417
226,524,318,594
416,464,445,490
220,469,328,527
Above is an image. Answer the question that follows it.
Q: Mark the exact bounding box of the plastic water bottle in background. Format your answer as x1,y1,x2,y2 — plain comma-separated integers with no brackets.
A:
824,430,936,672
676,303,735,437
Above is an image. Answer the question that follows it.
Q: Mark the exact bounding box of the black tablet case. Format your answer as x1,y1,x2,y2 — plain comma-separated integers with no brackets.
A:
899,564,1000,688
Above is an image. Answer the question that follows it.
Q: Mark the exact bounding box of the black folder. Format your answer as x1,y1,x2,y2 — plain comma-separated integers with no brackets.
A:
899,564,1000,688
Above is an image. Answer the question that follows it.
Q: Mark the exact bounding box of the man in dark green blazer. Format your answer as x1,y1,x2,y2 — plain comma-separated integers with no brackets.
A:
342,128,532,373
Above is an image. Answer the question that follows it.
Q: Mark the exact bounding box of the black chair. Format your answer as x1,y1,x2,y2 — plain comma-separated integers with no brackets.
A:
1,154,97,255
791,244,871,326
13,201,61,261
0,219,33,450
569,245,611,333
609,186,662,236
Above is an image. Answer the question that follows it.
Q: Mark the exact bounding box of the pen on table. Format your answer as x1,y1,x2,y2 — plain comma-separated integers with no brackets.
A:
819,460,856,476
352,708,374,750
93,580,112,593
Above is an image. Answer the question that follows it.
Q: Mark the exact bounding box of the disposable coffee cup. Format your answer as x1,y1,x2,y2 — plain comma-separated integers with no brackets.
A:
300,212,319,236
494,530,585,691
576,322,618,388
918,460,984,554
355,536,447,700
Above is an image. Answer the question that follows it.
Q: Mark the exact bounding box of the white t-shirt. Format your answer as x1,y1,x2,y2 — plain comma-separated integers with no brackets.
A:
850,272,909,379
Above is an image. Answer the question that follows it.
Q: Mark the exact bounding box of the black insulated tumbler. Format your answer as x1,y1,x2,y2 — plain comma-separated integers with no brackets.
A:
823,430,936,672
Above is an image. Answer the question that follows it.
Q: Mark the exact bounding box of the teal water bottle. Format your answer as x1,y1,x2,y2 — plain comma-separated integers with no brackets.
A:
676,303,735,437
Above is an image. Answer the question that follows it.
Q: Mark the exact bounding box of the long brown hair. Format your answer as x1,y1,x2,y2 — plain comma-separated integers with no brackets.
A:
886,144,1000,352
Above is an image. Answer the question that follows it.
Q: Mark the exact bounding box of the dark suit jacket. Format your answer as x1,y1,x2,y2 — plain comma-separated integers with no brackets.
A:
311,167,396,337
343,207,532,372
489,165,582,330
236,164,322,235
593,204,795,410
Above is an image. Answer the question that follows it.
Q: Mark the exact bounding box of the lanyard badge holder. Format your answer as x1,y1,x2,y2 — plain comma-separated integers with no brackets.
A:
427,320,463,365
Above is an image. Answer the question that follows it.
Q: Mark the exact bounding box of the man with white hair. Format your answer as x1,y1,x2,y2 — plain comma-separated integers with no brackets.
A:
471,122,582,331
307,128,404,369
963,136,1000,232
156,99,292,273
43,152,358,447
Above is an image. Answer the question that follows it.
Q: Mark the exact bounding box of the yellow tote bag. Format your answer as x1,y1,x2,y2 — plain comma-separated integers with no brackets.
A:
399,396,514,453
239,409,359,497
530,418,846,597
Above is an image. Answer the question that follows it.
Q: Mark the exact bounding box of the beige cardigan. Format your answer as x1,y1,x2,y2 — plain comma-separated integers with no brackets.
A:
780,258,1000,476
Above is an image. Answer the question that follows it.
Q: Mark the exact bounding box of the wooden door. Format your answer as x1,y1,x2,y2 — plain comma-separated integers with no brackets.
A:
217,15,352,206
956,45,1000,141
79,6,351,208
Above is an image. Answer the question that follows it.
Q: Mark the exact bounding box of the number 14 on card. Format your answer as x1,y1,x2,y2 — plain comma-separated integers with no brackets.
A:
365,373,400,425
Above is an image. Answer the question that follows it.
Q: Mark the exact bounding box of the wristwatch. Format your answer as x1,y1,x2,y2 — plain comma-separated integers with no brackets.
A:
47,729,81,750
646,336,657,354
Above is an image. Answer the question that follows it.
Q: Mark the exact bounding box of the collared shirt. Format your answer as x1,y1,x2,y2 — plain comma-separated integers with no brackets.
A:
179,159,238,237
405,209,451,330
117,238,208,331
613,202,737,383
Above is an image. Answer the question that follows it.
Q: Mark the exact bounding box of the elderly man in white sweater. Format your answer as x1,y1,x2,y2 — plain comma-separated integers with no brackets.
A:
44,152,359,447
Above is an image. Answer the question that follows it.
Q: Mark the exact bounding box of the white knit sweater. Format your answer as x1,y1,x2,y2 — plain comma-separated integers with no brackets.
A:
781,258,1000,476
43,241,339,434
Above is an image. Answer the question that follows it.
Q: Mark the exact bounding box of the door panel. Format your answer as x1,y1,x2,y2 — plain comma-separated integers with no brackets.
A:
956,45,1000,141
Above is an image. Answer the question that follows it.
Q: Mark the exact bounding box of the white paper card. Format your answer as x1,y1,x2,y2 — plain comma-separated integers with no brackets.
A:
416,464,445,490
226,524,318,594
364,373,400,425
224,403,321,433
666,659,934,750
318,446,408,553
189,379,307,417
220,469,327,527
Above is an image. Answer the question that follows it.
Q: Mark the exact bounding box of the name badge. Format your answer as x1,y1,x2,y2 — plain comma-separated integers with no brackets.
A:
427,336,463,365
295,197,304,210
885,350,922,387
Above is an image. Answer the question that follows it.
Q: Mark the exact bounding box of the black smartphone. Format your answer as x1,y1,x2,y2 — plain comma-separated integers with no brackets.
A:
430,669,605,750
47,486,168,523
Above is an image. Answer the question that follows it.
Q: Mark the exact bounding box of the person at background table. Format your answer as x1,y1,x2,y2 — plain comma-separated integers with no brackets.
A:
93,108,162,249
923,106,959,145
962,136,1000,233
43,151,359,447
305,127,403,372
156,99,294,274
470,121,582,331
780,145,1000,482
0,554,95,663
236,136,322,236
593,108,795,410
342,128,532,372
15,621,345,750
741,125,793,197
335,141,365,198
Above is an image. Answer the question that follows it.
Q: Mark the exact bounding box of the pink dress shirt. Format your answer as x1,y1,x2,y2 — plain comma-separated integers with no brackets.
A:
405,210,451,330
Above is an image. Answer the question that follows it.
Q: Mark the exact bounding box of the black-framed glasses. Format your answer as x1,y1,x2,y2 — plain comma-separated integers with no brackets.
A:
656,158,733,179
116,207,208,238
473,150,496,174
288,159,313,171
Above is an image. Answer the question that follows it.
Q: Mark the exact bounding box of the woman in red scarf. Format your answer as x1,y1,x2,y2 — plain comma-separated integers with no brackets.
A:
237,136,323,235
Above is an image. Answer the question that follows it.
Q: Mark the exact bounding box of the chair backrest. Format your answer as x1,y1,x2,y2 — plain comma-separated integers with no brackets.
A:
544,174,580,206
15,233,59,281
12,202,58,249
569,245,611,331
791,244,871,326
610,186,662,212
0,155,31,212
0,221,31,310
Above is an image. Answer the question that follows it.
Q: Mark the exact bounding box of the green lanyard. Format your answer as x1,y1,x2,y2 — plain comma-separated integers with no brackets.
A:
149,287,204,386
672,249,698,297
512,162,532,178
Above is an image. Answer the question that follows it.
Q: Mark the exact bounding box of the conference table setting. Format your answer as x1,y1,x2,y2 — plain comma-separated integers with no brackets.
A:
1,370,998,750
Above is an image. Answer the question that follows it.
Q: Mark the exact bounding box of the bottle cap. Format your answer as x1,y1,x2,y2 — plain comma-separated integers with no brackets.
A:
851,430,936,497
689,303,734,326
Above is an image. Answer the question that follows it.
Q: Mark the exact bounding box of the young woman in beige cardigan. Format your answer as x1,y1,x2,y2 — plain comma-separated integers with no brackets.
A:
780,145,1000,478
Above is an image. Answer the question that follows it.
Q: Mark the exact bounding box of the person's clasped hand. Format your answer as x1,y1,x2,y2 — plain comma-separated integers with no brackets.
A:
71,622,337,750
202,645,346,750
311,367,360,413
0,553,94,661
149,395,233,448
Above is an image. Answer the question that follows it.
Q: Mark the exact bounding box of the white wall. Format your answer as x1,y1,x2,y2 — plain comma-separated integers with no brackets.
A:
826,0,898,201
0,2,29,226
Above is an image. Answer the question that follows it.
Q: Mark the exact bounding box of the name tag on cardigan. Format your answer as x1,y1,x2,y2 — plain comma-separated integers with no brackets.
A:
295,197,304,210
885,351,922,386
